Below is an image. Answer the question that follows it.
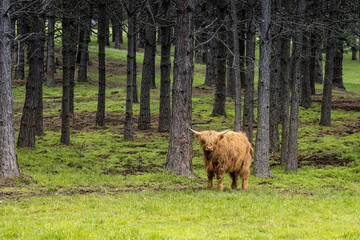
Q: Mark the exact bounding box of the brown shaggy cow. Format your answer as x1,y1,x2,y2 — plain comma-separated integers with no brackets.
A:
191,129,253,191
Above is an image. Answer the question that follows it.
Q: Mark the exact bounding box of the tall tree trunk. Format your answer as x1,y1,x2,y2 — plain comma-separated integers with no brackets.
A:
320,0,338,127
158,0,172,132
287,0,305,172
77,3,93,83
243,0,256,145
204,37,217,86
351,46,357,60
69,6,79,117
315,48,324,84
96,1,106,127
269,0,282,153
166,0,195,178
231,0,241,132
14,17,25,80
0,0,20,177
253,0,272,177
138,0,159,129
61,0,77,145
17,15,45,147
212,2,227,117
124,0,136,141
333,40,345,89
300,34,312,109
226,11,235,99
46,13,56,87
280,0,291,170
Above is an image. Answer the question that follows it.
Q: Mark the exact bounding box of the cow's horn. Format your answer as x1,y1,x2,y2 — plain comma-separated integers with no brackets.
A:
219,130,230,134
190,128,200,134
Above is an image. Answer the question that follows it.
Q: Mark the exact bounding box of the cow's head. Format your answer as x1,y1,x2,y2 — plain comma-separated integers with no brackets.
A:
190,129,229,154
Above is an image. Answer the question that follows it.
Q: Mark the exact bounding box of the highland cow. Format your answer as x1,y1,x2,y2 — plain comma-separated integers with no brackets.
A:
191,129,253,191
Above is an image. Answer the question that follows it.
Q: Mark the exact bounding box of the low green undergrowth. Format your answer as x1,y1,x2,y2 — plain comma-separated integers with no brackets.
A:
2,39,359,239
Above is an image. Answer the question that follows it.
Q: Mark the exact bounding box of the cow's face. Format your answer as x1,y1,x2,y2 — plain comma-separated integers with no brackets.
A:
194,130,225,154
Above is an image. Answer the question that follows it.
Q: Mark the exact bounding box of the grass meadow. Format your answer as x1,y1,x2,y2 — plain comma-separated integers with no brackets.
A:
1,37,360,239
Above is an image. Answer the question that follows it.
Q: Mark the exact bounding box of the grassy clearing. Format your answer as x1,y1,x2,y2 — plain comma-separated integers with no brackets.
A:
1,37,360,239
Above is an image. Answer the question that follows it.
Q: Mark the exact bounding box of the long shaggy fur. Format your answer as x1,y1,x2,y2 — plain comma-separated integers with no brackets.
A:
194,130,253,191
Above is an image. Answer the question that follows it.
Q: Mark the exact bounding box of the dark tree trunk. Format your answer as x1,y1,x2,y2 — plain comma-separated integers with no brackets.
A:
138,0,159,129
17,15,45,147
61,0,78,145
309,33,319,95
105,16,110,46
315,48,324,84
212,2,227,117
158,0,172,132
69,7,79,117
333,40,345,89
166,0,195,178
14,17,25,80
351,46,357,60
320,0,338,127
124,0,136,141
46,13,56,87
280,0,291,170
300,35,312,109
138,28,145,49
227,11,235,99
253,0,272,177
204,37,217,86
0,0,20,177
269,0,282,153
287,0,305,172
77,3,93,83
231,0,241,132
96,1,107,127
243,0,256,145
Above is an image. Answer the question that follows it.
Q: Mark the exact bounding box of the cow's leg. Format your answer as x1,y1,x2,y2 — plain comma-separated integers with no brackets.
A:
216,172,225,191
230,171,239,189
207,171,214,190
240,158,251,190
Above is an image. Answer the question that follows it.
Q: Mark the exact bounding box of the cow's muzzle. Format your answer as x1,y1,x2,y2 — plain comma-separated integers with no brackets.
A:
205,146,213,152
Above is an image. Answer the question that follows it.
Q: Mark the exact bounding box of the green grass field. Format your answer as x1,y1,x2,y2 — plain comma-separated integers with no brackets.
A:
1,37,360,239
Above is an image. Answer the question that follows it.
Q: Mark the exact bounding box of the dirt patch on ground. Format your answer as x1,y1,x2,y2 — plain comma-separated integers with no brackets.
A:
271,154,353,168
298,154,352,168
313,95,360,112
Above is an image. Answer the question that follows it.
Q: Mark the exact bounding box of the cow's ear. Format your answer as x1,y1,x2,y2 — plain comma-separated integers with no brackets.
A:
194,133,201,139
218,134,225,141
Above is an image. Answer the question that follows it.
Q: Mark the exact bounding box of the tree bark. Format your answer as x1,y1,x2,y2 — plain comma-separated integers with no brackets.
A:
138,0,159,129
46,13,56,87
253,0,272,177
124,0,136,141
300,34,312,109
280,0,291,170
212,1,228,117
17,14,45,147
287,0,305,172
269,0,282,153
158,0,172,132
351,46,357,60
333,40,345,89
96,0,107,127
61,0,77,144
166,0,195,178
77,3,93,83
320,0,338,127
0,0,20,177
14,17,25,80
243,0,256,145
231,0,241,132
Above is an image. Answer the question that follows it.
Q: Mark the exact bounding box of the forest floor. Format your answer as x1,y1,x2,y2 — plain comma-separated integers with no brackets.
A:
1,43,360,239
